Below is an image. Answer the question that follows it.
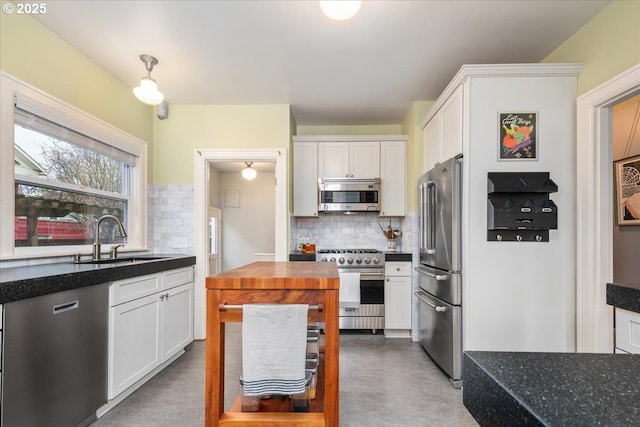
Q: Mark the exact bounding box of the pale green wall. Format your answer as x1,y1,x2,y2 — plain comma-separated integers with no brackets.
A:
0,11,152,143
401,101,433,212
297,124,402,135
543,0,640,95
152,104,292,184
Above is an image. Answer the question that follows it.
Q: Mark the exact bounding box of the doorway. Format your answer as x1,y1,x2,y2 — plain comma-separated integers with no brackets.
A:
193,148,289,339
576,63,640,353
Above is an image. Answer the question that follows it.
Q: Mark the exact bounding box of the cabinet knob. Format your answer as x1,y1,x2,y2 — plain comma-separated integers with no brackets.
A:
386,278,389,281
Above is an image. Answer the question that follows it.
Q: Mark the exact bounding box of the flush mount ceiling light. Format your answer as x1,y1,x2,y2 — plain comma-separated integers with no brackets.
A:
320,0,361,21
133,54,164,105
241,162,257,180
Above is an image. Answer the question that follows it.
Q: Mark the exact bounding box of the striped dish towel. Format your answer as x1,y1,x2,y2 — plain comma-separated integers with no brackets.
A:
241,304,308,396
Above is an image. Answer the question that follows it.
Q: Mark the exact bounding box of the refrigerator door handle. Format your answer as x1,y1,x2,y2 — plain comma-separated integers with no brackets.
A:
416,266,447,281
415,291,447,312
426,181,436,253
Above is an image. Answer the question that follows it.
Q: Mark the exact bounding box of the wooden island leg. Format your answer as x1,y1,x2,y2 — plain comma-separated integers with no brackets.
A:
205,289,225,427
323,289,339,426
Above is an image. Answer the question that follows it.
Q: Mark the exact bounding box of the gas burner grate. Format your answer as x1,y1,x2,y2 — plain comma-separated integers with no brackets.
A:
318,248,381,254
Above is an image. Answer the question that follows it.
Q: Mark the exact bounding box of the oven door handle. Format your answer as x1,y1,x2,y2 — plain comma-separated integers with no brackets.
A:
357,272,384,278
415,291,447,313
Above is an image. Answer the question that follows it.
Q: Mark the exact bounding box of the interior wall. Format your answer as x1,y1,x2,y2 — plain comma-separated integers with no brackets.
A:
612,95,640,283
152,104,291,185
401,101,433,213
0,12,152,144
542,0,640,96
208,166,221,209
219,171,275,271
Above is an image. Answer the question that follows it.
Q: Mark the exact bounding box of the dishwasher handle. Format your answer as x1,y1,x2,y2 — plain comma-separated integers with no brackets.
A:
53,300,79,314
415,291,447,313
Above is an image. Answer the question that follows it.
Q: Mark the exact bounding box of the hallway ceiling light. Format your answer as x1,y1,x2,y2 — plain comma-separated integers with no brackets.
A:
320,1,361,21
133,54,164,105
242,162,257,180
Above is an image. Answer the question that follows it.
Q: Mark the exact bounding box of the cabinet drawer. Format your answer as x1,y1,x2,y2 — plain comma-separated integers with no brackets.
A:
162,267,194,290
110,274,161,306
615,307,640,354
385,262,411,277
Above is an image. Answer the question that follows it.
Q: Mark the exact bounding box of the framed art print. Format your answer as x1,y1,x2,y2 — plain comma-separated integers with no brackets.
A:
499,112,537,160
615,154,640,225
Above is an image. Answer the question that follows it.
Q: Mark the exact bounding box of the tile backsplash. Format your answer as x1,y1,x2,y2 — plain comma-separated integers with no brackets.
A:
291,212,415,253
148,184,195,255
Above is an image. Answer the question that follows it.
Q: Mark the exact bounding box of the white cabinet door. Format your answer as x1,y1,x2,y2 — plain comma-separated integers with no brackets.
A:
161,283,193,361
350,141,380,178
380,140,406,217
319,142,349,178
384,276,412,330
319,141,380,178
293,141,319,216
424,115,441,170
109,292,162,399
615,308,640,354
440,86,463,162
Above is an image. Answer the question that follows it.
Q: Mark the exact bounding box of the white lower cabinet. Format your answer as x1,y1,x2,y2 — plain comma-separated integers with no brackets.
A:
384,261,412,338
108,267,194,399
615,307,640,354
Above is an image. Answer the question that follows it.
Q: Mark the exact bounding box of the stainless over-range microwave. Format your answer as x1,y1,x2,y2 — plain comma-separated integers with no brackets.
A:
318,178,381,213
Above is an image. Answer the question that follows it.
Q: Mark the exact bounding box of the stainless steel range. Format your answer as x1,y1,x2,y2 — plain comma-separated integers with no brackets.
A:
317,249,385,332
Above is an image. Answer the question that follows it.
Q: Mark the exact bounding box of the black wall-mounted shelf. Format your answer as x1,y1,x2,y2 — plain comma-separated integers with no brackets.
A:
487,172,558,242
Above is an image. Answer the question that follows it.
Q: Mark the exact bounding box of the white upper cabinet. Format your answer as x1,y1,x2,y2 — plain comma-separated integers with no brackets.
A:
294,136,406,217
380,140,406,217
349,141,380,178
293,141,319,217
319,141,380,178
440,86,464,162
423,85,463,169
424,114,442,170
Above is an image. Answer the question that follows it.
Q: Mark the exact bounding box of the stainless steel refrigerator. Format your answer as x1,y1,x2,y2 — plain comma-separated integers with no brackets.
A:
416,155,463,388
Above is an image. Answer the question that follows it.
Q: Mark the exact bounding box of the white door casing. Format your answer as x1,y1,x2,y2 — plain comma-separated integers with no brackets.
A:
193,148,288,340
208,207,221,277
576,63,640,353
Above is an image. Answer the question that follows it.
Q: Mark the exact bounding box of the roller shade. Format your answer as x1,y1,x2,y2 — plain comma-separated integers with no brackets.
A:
14,95,138,166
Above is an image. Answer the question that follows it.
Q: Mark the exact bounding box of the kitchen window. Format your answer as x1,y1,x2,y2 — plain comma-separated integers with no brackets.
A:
0,73,147,257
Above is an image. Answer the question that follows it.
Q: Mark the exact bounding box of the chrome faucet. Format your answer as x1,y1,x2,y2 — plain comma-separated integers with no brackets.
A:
93,215,128,261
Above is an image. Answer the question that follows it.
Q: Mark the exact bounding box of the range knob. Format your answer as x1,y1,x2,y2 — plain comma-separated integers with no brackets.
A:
338,257,345,264
347,257,354,264
330,257,336,263
355,257,363,264
321,257,328,262
372,257,380,265
364,257,371,264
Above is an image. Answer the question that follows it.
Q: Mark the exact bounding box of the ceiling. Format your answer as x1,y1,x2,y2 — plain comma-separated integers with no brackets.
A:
32,1,610,126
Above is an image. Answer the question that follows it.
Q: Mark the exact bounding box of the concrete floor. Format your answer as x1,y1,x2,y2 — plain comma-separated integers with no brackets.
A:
92,325,478,427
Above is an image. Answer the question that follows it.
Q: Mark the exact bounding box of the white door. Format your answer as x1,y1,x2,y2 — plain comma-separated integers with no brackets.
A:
208,207,221,276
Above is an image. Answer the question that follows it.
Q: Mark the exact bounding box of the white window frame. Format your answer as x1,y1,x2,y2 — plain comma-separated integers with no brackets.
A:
1,72,148,259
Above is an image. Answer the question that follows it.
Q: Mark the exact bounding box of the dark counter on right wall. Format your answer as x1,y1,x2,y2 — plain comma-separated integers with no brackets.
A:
606,281,640,313
463,351,640,426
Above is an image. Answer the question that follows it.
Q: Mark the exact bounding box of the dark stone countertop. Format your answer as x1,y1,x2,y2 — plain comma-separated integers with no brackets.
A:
289,253,316,261
463,351,640,427
384,252,412,262
0,254,196,304
606,282,640,313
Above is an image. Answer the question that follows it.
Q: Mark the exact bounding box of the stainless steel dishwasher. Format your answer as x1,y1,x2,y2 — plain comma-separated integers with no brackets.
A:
2,283,109,427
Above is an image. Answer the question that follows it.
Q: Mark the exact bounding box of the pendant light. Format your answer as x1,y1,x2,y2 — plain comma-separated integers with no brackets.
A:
242,162,257,180
133,54,164,105
320,0,361,21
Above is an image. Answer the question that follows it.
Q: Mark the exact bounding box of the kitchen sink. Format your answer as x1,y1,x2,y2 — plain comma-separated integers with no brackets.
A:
76,256,169,265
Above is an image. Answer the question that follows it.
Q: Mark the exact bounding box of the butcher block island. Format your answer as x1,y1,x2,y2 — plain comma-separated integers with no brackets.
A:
205,261,340,427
